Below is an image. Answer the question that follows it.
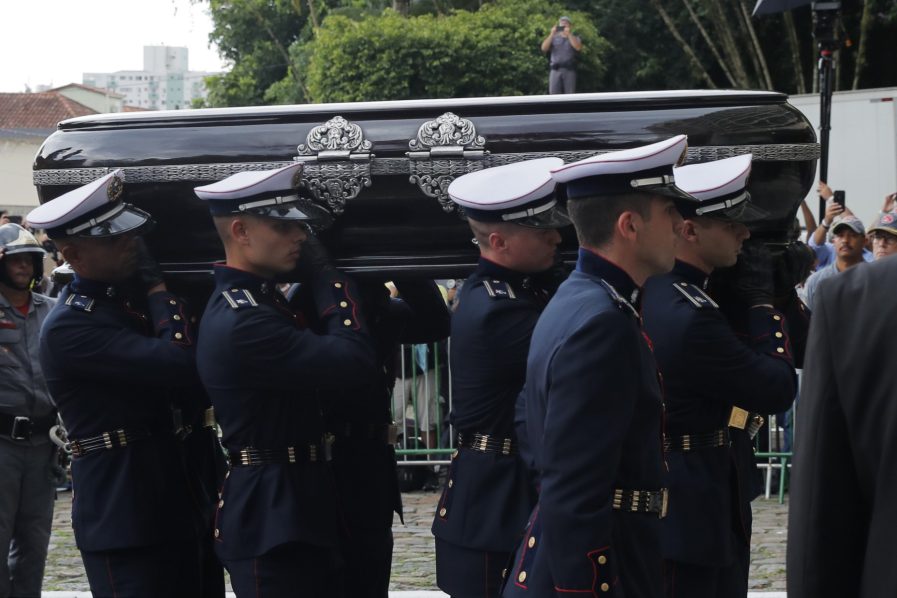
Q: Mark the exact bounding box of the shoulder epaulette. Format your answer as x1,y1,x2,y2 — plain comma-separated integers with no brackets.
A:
221,288,258,310
598,279,639,319
64,294,95,313
672,282,719,309
482,279,517,300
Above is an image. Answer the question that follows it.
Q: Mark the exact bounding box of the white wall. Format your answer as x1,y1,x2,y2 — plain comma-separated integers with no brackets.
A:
789,87,897,229
56,87,122,114
0,136,43,214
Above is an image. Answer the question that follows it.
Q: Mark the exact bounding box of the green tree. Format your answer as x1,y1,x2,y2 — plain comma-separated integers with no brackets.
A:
200,0,313,106
297,0,608,103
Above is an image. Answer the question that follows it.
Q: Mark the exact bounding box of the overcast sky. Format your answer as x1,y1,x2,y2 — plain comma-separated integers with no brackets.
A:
0,0,228,93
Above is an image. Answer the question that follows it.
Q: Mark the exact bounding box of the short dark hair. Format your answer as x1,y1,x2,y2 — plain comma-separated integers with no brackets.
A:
567,192,654,248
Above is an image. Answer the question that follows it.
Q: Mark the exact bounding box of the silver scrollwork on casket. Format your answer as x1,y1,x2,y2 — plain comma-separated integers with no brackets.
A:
408,112,488,213
296,116,373,214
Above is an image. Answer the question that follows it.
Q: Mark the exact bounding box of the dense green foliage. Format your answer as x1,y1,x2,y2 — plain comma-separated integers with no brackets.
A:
198,0,897,107
302,1,606,102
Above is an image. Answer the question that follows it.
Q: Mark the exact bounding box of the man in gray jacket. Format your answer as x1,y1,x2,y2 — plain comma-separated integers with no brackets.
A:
0,223,57,598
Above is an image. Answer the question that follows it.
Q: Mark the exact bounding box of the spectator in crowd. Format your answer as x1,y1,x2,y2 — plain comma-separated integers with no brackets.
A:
869,211,897,260
800,214,866,310
0,224,57,598
540,16,582,94
0,211,9,225
787,248,897,598
809,182,872,268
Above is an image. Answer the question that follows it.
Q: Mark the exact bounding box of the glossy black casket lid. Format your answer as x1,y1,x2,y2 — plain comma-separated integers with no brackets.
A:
33,90,818,278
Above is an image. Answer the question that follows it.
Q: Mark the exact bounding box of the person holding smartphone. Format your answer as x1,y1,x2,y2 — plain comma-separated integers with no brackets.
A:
540,16,582,94
808,181,872,270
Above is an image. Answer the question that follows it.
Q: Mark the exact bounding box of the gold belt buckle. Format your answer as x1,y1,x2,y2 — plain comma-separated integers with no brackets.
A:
728,406,749,430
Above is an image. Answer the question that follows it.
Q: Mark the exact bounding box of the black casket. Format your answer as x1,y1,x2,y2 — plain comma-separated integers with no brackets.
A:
33,90,817,287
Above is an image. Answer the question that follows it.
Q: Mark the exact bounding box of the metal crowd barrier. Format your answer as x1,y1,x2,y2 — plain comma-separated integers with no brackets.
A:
392,340,455,467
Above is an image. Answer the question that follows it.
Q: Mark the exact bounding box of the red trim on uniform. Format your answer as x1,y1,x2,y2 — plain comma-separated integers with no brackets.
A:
105,555,119,598
512,505,539,590
342,284,363,330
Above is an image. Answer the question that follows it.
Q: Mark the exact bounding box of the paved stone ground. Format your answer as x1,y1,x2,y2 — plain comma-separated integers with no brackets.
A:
43,487,788,592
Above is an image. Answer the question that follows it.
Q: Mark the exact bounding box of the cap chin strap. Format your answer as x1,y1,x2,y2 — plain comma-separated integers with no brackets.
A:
238,194,300,213
501,199,556,222
694,191,748,217
66,203,126,235
629,174,675,189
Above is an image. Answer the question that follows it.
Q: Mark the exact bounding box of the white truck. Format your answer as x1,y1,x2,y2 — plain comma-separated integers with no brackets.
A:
790,86,897,228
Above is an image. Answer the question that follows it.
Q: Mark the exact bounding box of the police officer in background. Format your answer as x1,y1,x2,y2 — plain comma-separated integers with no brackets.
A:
504,136,698,598
29,171,222,597
641,155,802,598
432,158,570,598
0,224,57,598
194,163,380,596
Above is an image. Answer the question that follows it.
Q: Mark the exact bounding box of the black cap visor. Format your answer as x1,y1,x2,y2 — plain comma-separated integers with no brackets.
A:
690,192,768,224
64,204,153,238
514,204,572,229
241,196,334,227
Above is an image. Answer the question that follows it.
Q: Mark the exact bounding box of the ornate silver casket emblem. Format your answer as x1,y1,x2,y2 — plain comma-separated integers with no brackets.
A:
407,112,488,213
296,116,373,214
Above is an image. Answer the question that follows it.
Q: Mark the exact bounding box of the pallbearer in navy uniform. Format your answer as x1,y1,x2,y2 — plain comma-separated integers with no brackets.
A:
504,136,698,598
432,158,570,598
30,171,222,597
288,274,451,598
193,163,379,597
641,155,801,598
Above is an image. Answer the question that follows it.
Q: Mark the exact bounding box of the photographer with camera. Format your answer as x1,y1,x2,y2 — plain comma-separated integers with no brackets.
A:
540,16,582,94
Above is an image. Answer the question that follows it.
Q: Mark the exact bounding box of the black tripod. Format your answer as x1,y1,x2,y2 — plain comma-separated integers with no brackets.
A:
813,3,841,221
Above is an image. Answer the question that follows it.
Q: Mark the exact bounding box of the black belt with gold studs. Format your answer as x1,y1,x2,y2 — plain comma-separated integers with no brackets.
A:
612,488,668,518
69,428,153,458
663,429,729,452
457,432,516,456
228,441,333,466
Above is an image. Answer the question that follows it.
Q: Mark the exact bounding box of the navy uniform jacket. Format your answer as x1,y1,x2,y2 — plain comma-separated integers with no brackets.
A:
642,260,798,566
788,257,897,598
39,277,202,552
505,249,665,598
196,265,378,561
433,258,558,553
292,278,451,532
